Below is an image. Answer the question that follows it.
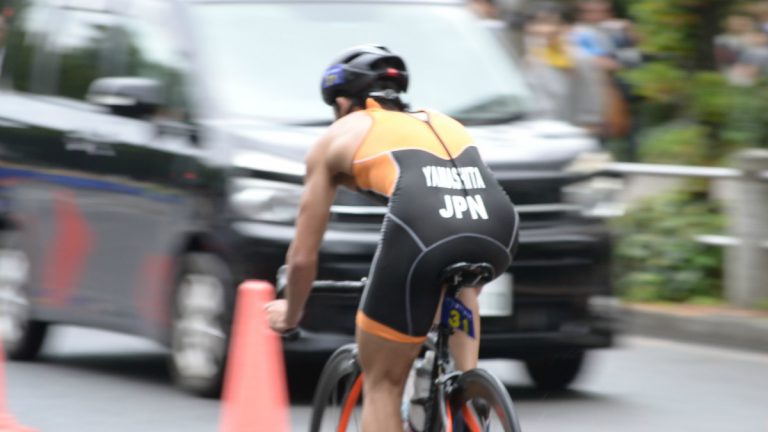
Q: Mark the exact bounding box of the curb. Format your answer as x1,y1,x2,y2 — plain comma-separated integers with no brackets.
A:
620,304,768,353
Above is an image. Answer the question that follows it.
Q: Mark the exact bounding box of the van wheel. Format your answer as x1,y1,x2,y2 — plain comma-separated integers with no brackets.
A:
524,350,586,391
0,231,47,360
168,253,234,397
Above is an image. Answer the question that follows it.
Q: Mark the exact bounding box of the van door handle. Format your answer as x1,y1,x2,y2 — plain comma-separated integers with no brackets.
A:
156,121,200,148
64,131,117,157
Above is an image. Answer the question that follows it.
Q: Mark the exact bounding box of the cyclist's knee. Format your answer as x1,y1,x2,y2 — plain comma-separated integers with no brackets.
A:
362,373,404,396
357,330,420,384
359,348,417,384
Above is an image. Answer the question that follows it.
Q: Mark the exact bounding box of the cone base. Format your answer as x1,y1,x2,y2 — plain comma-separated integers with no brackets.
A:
0,413,37,432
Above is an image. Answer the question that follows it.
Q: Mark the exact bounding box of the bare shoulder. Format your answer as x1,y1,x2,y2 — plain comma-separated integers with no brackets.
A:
328,111,373,140
324,111,373,175
426,109,469,132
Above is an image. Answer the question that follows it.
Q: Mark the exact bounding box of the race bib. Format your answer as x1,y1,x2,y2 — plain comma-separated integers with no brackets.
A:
440,296,475,338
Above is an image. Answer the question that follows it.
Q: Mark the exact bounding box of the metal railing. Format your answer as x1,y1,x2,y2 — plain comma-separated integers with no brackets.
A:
602,162,741,179
599,151,768,308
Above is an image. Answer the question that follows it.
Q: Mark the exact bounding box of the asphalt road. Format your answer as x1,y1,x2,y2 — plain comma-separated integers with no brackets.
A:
4,326,768,432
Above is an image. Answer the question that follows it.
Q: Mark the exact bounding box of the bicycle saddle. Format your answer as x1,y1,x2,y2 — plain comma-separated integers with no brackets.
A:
440,262,495,291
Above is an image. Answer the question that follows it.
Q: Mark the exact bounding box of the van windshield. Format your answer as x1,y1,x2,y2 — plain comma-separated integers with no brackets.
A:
190,3,532,125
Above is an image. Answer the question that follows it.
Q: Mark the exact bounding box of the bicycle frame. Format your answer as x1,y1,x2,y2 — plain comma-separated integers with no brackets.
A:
283,263,497,432
422,290,473,432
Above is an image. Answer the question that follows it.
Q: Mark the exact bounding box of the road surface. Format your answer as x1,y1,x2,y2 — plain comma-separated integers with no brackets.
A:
4,326,767,431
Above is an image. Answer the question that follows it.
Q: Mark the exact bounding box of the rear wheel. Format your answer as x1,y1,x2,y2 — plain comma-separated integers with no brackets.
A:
168,253,233,397
524,350,586,392
0,231,47,360
309,343,363,432
449,368,521,432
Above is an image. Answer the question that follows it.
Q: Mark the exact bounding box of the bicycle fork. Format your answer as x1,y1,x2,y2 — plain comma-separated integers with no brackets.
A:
423,325,462,432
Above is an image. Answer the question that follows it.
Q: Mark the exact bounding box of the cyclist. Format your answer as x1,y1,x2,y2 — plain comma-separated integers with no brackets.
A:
266,45,518,432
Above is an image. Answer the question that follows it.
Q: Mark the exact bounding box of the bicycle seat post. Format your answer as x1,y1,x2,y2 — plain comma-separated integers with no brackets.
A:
434,262,495,368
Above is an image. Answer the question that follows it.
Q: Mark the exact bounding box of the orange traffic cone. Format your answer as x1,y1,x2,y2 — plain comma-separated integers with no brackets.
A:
0,340,37,432
219,280,290,432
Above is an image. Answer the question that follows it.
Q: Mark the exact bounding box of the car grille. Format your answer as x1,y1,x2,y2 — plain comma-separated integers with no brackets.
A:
329,171,585,229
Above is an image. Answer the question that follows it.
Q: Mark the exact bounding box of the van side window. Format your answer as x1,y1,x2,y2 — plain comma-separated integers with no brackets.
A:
51,7,120,100
119,0,192,121
1,0,55,92
0,14,11,85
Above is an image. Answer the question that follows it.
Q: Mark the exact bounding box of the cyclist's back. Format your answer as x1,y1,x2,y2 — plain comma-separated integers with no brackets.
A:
353,101,518,343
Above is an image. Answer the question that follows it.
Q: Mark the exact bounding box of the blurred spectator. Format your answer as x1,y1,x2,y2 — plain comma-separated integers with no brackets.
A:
731,31,768,86
571,0,618,70
469,0,500,20
714,12,759,84
744,1,768,33
521,1,605,133
573,0,641,68
712,5,768,87
571,0,638,156
0,15,7,72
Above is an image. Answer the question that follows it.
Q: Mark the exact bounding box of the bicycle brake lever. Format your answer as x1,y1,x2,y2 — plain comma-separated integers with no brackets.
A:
281,327,301,342
276,264,288,297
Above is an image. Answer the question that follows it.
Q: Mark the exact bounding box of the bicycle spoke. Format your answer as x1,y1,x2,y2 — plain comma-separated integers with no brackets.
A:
309,344,364,432
449,369,521,432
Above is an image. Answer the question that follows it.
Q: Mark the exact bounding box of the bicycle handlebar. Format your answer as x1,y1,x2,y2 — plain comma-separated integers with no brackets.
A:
275,265,367,297
312,280,367,290
274,265,366,342
280,327,302,342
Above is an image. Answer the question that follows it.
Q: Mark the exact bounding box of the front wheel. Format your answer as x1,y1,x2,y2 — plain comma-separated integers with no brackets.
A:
309,343,364,432
168,253,234,397
448,368,522,432
0,231,47,360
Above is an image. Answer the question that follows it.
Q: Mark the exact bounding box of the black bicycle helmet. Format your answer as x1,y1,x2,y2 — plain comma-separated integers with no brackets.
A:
320,44,409,106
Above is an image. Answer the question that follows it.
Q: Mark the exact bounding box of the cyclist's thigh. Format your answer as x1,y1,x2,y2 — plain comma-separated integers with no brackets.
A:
357,214,433,343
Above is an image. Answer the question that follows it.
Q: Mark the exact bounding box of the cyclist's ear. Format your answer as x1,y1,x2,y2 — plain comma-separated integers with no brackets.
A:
334,97,367,119
334,97,352,119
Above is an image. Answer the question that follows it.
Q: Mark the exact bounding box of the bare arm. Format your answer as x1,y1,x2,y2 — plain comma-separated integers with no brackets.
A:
266,111,370,332
282,139,338,328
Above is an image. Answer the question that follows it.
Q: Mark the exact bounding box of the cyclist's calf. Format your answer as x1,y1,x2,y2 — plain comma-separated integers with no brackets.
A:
448,287,482,371
356,328,422,432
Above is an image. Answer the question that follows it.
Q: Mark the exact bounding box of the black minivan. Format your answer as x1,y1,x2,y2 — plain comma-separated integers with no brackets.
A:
0,0,619,396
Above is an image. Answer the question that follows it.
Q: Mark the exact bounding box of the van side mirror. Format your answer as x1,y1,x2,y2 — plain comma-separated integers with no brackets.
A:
86,77,165,118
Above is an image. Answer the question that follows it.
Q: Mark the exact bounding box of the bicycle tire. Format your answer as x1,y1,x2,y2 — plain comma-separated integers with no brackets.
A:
309,343,364,432
447,368,522,432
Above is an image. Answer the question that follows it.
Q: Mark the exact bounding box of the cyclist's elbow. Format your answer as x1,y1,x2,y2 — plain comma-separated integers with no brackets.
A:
287,253,319,271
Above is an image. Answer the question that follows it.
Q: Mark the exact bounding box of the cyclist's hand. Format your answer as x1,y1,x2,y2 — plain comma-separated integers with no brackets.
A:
265,299,294,334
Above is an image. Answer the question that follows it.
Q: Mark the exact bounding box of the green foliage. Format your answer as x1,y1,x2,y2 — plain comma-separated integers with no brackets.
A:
624,63,688,103
626,0,701,58
757,298,768,311
623,0,768,164
686,296,726,306
613,191,724,303
637,122,710,165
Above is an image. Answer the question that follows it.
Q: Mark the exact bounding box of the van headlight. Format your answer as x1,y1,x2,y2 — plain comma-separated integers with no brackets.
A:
565,151,614,175
229,178,303,223
563,176,626,218
563,152,625,218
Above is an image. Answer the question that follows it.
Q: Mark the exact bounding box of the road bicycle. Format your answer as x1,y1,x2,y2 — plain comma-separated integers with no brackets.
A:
281,262,523,432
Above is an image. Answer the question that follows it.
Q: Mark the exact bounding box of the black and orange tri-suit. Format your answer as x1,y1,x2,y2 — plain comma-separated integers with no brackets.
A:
352,100,518,344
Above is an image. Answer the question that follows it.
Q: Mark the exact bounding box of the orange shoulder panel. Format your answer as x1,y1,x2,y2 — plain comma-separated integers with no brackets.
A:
352,109,475,197
423,110,475,157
